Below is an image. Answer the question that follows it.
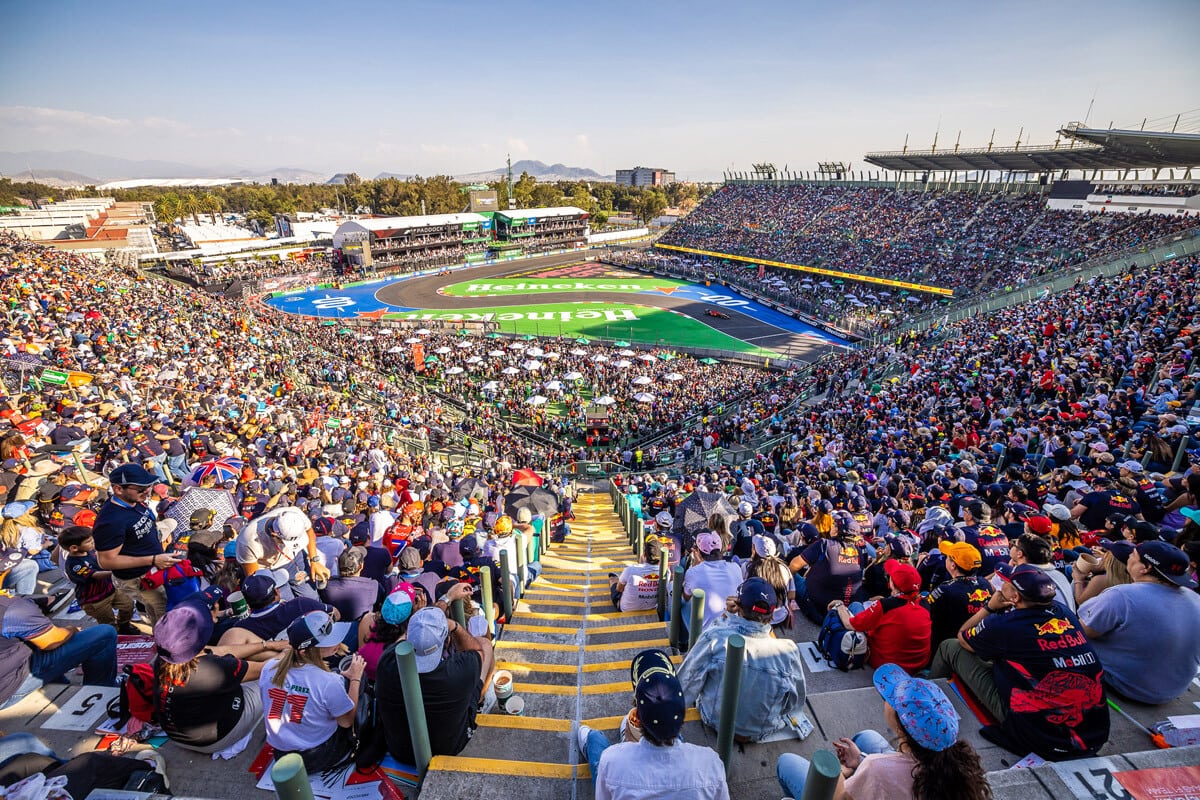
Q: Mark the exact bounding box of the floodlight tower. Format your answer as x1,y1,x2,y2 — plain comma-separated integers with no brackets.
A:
506,154,515,209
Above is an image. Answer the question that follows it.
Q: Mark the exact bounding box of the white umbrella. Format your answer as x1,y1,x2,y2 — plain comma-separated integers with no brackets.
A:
415,328,431,335
633,392,656,403
501,366,520,375
819,281,833,288
569,348,588,356
465,356,483,364
617,349,636,356
563,371,584,381
526,395,548,406
482,381,501,391
434,346,452,354
615,359,632,368
823,298,836,305
632,376,653,385
377,329,394,336
387,346,405,354
592,355,609,363
527,347,545,357
445,367,465,375
456,340,473,348
637,354,656,362
664,372,684,381
509,343,526,351
544,380,564,391
594,395,616,405
544,351,560,360
360,334,375,341
404,337,421,344
522,359,542,371
488,349,506,357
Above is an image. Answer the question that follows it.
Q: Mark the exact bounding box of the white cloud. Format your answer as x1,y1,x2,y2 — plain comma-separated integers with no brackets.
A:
0,105,130,130
506,137,529,155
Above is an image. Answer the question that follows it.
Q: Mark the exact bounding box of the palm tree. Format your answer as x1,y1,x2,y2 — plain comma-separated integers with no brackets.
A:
181,193,201,225
201,193,222,224
153,194,182,229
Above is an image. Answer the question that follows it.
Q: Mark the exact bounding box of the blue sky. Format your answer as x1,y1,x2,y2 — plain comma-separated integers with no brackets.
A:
2,0,1198,179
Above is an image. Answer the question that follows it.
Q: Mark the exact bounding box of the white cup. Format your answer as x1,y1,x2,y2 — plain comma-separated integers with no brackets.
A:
493,670,514,701
503,695,524,716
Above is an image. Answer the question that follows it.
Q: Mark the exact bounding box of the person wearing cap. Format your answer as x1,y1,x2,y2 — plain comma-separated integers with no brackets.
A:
235,505,329,600
789,510,868,624
356,583,418,682
259,611,364,772
930,563,1109,760
609,534,663,613
924,542,992,656
320,547,381,623
92,463,183,628
677,578,811,742
153,600,285,753
1009,532,1076,612
729,500,765,560
776,663,990,800
1078,541,1200,705
1071,538,1134,606
1071,473,1141,531
123,420,168,483
0,500,48,595
578,648,729,799
957,499,1009,577
372,599,493,765
682,530,742,632
829,560,931,674
220,569,338,648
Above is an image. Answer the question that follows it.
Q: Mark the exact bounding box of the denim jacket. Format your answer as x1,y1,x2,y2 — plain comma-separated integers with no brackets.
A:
676,614,812,742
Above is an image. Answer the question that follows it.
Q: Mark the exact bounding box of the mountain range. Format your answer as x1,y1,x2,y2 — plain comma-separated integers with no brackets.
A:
0,151,615,188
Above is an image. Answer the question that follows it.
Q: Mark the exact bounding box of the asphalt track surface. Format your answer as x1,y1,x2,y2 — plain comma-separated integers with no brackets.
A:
373,251,841,363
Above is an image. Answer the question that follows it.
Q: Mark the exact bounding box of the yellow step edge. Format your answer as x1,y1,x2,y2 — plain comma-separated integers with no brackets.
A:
585,637,670,651
517,680,630,696
583,708,701,731
428,755,584,780
586,621,665,634
584,655,682,672
518,611,658,621
535,580,612,588
495,640,580,652
517,598,590,608
502,623,580,635
496,659,578,675
476,713,571,732
496,638,669,652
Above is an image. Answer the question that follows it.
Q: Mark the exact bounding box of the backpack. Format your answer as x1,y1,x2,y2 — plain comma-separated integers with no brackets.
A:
817,608,869,671
163,561,204,611
107,662,158,728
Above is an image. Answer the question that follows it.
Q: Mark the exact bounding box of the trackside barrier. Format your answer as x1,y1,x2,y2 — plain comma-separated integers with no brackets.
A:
669,566,685,649
801,750,842,800
481,566,496,636
271,753,314,800
499,551,514,622
716,633,746,778
688,589,705,650
394,641,433,780
656,549,669,621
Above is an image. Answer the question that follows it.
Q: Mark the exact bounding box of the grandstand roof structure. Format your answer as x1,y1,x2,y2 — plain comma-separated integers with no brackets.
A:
864,127,1200,173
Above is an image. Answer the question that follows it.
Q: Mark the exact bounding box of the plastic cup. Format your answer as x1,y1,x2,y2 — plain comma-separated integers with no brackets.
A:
503,695,524,715
227,591,249,618
493,670,514,701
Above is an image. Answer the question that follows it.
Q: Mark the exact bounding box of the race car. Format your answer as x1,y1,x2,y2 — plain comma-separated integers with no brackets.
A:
705,309,731,319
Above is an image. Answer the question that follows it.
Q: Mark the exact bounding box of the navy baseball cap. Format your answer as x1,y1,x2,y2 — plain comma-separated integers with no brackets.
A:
109,463,160,487
1097,538,1135,564
995,563,1057,603
459,537,480,558
737,577,777,615
631,649,686,743
1136,541,1197,588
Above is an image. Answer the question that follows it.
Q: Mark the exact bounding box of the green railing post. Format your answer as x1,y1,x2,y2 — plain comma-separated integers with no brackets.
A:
688,588,705,650
528,528,538,564
481,565,495,636
636,524,645,561
716,633,746,778
394,641,433,780
1171,436,1191,474
450,598,466,629
271,753,314,800
656,548,669,621
669,565,685,649
800,750,842,800
499,551,514,621
514,532,527,591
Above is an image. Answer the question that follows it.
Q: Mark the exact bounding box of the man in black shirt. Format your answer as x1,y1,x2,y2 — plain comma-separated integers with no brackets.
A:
1071,475,1141,531
93,464,182,628
320,547,381,622
924,542,992,657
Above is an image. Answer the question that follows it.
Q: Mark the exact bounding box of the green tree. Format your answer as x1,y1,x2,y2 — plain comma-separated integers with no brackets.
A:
513,172,536,208
181,193,202,225
531,183,562,208
201,193,222,223
632,190,668,225
569,185,596,213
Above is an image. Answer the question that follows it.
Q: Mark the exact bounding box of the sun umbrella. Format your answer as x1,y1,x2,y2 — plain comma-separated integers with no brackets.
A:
190,457,243,485
592,355,609,363
511,468,543,487
664,372,684,381
545,352,560,360
614,341,631,347
526,395,547,406
415,328,431,335
465,356,483,364
320,321,336,327
505,486,559,517
574,338,590,345
360,334,375,341
672,491,737,535
404,337,421,344
521,334,536,341
617,349,636,357
481,380,501,391
633,392,655,402
819,281,833,288
569,348,588,356
434,346,452,354
544,380,564,391
486,332,502,339
632,376,653,385
527,347,545,357
488,349,506,357
509,343,526,350
501,366,520,375
166,486,237,537
522,359,542,371
387,346,405,354
563,371,584,380
657,352,675,361
637,354,656,362
700,358,718,365
594,395,616,405
453,477,491,501
615,359,632,368
377,329,394,336
337,328,352,335
456,340,473,348
445,367,465,375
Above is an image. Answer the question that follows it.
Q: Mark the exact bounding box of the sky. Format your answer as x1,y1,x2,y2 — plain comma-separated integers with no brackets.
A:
2,0,1199,181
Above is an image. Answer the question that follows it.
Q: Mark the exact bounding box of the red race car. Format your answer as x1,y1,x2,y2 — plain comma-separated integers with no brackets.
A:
705,309,731,319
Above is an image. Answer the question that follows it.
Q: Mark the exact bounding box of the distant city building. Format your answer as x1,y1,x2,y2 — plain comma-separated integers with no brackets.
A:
615,167,675,187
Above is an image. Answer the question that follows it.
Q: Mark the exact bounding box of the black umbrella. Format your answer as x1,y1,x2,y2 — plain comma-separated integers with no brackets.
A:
671,491,736,535
453,477,491,502
505,486,560,518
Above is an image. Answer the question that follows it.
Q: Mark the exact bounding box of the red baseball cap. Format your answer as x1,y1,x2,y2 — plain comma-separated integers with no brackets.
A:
884,559,921,594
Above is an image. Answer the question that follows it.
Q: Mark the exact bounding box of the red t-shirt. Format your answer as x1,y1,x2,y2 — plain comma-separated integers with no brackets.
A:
850,597,931,673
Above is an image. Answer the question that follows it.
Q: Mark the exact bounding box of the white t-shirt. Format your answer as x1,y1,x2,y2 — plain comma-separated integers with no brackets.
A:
259,661,353,753
236,507,309,569
367,510,395,545
618,564,660,612
683,560,744,630
315,537,346,578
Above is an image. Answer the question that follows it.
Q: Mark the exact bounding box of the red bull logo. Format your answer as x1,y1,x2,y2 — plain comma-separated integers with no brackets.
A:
1035,618,1074,636
967,589,991,604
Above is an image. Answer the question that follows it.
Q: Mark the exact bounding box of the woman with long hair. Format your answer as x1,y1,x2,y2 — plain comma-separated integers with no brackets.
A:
1073,540,1135,607
743,535,794,628
707,512,731,553
357,583,418,682
0,500,48,594
260,610,364,772
777,663,991,800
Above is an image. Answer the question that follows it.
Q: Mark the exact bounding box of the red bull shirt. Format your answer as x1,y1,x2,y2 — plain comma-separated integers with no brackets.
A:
962,606,1109,760
924,575,994,653
961,524,1010,575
